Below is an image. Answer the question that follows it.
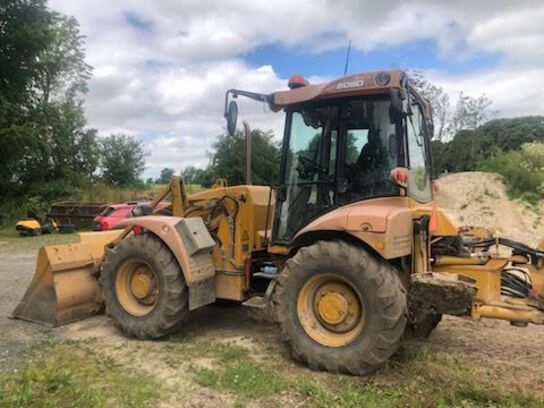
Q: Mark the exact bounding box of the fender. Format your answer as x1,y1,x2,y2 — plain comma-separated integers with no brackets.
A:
117,216,216,287
294,197,413,259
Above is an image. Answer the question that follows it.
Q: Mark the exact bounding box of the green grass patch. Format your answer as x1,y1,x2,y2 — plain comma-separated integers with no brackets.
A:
0,340,161,408
173,337,542,407
295,349,542,408
389,348,542,407
298,379,400,408
0,231,78,249
180,340,288,402
165,338,249,362
191,361,287,400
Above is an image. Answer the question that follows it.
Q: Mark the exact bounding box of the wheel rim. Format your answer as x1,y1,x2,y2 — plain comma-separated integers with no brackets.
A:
115,260,159,317
297,273,364,347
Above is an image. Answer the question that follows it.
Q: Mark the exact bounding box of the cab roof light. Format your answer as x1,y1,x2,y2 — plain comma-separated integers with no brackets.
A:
288,74,309,89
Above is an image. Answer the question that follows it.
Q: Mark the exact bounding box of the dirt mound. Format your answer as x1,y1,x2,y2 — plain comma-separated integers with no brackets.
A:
435,171,544,247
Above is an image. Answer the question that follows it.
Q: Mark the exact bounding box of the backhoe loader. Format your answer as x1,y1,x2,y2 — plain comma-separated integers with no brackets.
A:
12,69,544,375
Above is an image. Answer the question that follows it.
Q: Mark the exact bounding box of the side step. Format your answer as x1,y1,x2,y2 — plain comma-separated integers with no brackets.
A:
242,277,277,309
242,296,268,309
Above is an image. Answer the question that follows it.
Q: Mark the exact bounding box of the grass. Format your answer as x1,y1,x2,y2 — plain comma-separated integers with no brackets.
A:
0,339,161,408
154,335,528,407
386,348,541,407
165,337,250,362
179,339,544,407
483,187,500,200
1,335,542,407
0,230,78,250
191,361,287,399
298,379,401,408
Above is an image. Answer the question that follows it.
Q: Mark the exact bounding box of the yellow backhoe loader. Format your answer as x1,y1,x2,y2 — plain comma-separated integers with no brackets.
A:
12,70,544,375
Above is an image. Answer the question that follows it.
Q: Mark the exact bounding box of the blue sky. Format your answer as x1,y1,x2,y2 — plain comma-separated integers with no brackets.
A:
49,0,544,178
245,41,500,78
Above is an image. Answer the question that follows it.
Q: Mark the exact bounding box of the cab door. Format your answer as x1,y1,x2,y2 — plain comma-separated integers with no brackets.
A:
273,105,340,242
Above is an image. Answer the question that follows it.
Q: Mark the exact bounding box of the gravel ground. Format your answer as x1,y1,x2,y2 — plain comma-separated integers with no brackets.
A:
0,239,49,371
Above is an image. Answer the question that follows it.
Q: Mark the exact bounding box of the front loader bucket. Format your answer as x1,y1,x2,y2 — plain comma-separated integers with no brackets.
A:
11,231,121,326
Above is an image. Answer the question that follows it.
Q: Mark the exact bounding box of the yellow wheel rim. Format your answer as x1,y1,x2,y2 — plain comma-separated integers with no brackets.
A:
297,273,364,347
115,260,159,317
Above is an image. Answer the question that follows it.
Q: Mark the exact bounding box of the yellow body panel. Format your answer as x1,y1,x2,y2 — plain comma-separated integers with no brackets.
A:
182,185,274,300
16,220,41,230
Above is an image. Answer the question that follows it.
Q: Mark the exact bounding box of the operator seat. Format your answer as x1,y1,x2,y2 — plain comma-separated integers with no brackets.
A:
356,128,384,172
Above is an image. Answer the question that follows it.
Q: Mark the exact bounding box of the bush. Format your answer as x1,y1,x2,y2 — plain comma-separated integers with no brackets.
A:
479,142,544,201
433,116,544,175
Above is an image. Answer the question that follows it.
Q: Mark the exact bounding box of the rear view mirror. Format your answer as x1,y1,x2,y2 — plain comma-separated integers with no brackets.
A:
389,88,406,123
226,100,238,136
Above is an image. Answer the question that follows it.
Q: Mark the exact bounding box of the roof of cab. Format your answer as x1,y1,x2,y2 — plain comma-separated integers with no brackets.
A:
270,69,406,111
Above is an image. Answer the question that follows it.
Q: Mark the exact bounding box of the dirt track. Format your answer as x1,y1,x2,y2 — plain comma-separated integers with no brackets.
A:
0,239,52,372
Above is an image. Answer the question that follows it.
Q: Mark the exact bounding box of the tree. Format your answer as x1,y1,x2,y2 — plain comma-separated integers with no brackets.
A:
0,0,51,105
181,165,207,185
409,71,451,141
409,71,494,141
0,0,98,198
431,116,544,175
0,0,51,196
100,134,148,187
31,13,92,109
206,129,280,186
157,167,175,184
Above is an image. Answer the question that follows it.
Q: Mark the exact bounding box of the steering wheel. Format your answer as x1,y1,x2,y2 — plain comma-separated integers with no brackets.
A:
297,156,327,177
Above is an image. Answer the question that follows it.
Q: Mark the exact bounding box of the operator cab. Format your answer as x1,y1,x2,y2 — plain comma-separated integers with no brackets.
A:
274,74,434,242
224,70,434,243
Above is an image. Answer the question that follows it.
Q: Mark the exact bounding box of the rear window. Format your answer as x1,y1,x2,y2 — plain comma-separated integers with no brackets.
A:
100,206,115,216
100,206,132,217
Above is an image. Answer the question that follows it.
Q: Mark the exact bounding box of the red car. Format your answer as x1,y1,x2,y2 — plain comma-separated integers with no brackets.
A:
93,202,152,231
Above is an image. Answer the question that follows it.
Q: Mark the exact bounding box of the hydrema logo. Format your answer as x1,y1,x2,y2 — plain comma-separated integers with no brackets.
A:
336,79,365,90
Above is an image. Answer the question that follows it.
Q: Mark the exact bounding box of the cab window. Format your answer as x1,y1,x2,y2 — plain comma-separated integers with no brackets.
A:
340,99,398,204
406,102,432,203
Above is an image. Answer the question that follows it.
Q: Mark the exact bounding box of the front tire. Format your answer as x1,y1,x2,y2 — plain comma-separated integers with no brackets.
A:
274,240,407,375
100,233,188,339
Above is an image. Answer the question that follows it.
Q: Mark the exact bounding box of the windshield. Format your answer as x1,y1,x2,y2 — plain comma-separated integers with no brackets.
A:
275,97,401,241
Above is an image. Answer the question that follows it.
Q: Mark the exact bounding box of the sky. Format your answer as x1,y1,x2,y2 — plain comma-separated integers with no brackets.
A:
48,0,544,179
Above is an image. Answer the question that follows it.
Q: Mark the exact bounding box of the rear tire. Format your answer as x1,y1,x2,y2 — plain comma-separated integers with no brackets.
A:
100,233,188,339
274,240,407,375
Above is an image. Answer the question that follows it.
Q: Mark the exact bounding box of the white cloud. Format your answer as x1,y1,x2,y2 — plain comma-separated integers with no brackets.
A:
48,0,544,177
426,68,544,118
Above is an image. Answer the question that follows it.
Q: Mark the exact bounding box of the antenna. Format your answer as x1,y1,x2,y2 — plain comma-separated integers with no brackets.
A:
343,39,352,76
